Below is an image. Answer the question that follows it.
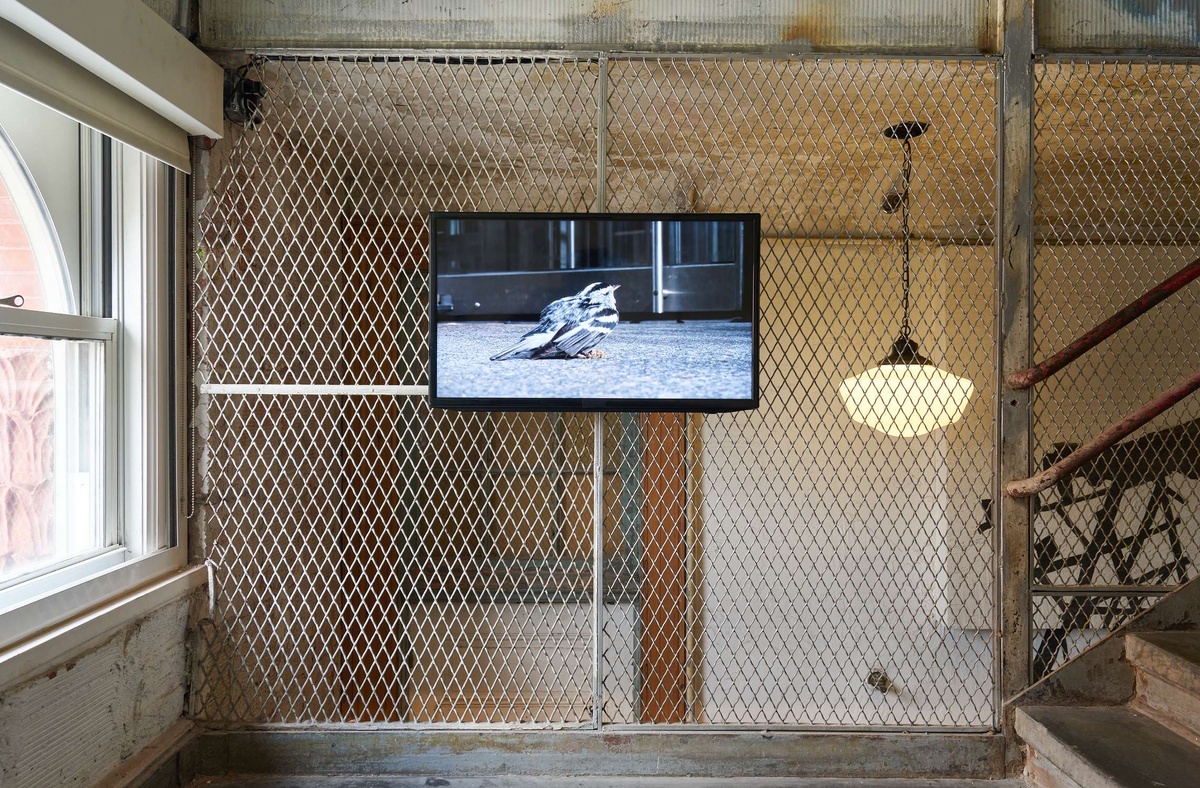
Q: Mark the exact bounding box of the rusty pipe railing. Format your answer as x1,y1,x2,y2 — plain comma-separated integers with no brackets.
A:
1005,366,1200,498
1007,256,1200,390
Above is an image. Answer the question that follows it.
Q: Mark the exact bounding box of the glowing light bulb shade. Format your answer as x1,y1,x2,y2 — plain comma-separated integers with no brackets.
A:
838,363,975,438
841,121,974,437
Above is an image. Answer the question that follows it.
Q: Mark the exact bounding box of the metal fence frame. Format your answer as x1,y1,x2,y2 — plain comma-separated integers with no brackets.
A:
192,48,1004,732
190,45,1200,735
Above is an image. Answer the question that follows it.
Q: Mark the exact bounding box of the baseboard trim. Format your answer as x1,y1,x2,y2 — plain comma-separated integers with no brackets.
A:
197,728,1005,780
98,719,199,788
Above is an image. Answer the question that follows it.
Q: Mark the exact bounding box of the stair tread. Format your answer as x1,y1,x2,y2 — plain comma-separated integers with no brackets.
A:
1017,705,1200,788
1128,631,1200,694
1129,631,1200,667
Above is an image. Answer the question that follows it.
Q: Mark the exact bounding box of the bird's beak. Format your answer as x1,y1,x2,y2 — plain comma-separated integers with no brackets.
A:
612,285,621,291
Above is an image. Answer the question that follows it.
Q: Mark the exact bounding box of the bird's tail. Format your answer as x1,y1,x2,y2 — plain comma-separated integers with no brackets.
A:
490,339,536,361
491,324,561,361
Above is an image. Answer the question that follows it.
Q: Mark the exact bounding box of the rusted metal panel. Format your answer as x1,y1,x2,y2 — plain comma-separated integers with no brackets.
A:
1038,0,1200,52
199,0,998,53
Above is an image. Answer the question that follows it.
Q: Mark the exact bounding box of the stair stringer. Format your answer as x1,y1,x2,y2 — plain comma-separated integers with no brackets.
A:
1010,575,1200,711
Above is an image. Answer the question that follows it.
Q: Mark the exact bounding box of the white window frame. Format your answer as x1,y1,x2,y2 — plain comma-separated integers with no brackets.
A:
0,128,187,652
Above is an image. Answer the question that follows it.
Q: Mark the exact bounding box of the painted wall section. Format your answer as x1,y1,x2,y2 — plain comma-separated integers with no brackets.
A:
0,595,193,788
199,0,998,52
141,0,186,29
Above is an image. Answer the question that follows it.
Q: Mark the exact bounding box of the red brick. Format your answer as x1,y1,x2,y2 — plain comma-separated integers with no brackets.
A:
0,221,31,250
0,198,19,224
0,248,37,274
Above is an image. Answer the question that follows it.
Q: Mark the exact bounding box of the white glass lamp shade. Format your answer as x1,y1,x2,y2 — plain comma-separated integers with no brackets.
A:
839,362,975,438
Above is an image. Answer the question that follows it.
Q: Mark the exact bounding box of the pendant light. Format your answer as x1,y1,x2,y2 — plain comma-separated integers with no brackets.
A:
837,121,975,438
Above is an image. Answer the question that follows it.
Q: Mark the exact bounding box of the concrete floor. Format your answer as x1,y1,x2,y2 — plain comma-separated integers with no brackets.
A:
188,778,1026,787
435,320,754,401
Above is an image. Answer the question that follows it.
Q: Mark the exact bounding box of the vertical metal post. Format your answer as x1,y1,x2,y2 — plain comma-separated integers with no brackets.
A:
596,55,608,214
652,221,665,313
592,55,609,730
998,0,1036,770
592,410,605,729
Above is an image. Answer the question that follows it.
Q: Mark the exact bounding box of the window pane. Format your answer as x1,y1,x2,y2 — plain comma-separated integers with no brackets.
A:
0,335,104,583
0,84,79,314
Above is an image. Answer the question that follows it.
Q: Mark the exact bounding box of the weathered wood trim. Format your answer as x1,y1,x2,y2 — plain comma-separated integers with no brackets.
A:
197,728,1006,779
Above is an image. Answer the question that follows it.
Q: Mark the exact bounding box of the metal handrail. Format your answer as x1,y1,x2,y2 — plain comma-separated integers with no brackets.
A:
1007,256,1200,390
1005,367,1200,498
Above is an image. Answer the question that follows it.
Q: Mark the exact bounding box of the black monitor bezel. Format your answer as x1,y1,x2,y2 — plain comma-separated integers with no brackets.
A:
428,211,760,413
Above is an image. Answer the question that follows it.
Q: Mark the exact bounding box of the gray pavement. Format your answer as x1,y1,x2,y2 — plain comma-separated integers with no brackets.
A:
435,320,753,402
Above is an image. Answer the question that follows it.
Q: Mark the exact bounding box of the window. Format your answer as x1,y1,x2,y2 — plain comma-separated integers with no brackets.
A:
0,84,181,643
0,117,107,588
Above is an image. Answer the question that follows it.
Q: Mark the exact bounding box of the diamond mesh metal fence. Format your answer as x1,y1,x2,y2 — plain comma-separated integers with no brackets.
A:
1031,59,1200,680
193,54,999,728
600,57,997,727
1031,593,1153,679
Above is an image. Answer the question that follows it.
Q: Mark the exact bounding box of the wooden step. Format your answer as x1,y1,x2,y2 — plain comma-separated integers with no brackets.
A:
1016,705,1200,788
1127,631,1200,738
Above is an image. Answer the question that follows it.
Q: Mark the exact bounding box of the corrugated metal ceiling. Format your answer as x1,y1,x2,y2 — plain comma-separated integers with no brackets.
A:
1038,0,1200,52
199,0,998,52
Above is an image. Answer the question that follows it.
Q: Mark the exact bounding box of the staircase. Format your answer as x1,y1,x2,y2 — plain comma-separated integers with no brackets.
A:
1017,631,1200,787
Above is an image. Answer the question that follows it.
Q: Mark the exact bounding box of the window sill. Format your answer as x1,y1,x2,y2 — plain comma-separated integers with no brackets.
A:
0,560,206,690
0,546,189,648
0,546,129,607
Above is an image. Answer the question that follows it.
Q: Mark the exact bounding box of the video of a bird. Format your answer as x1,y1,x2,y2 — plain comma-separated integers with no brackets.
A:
431,215,755,405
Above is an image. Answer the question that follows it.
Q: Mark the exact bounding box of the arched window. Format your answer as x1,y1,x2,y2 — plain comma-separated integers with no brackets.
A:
0,124,91,581
0,124,72,313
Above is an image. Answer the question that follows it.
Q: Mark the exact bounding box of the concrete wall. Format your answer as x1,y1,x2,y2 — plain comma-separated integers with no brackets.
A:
0,595,195,788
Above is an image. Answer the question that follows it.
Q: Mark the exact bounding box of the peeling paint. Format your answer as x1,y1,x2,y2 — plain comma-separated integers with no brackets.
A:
781,15,830,46
0,594,199,788
590,0,632,19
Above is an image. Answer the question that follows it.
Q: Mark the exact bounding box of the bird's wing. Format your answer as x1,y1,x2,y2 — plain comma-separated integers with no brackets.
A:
490,317,569,360
539,294,576,322
544,317,613,357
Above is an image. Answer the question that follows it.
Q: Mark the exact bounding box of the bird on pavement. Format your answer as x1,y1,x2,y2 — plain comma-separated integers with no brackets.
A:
490,282,620,361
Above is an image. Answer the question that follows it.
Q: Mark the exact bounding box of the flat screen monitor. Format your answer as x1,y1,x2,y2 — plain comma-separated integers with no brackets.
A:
429,212,759,412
